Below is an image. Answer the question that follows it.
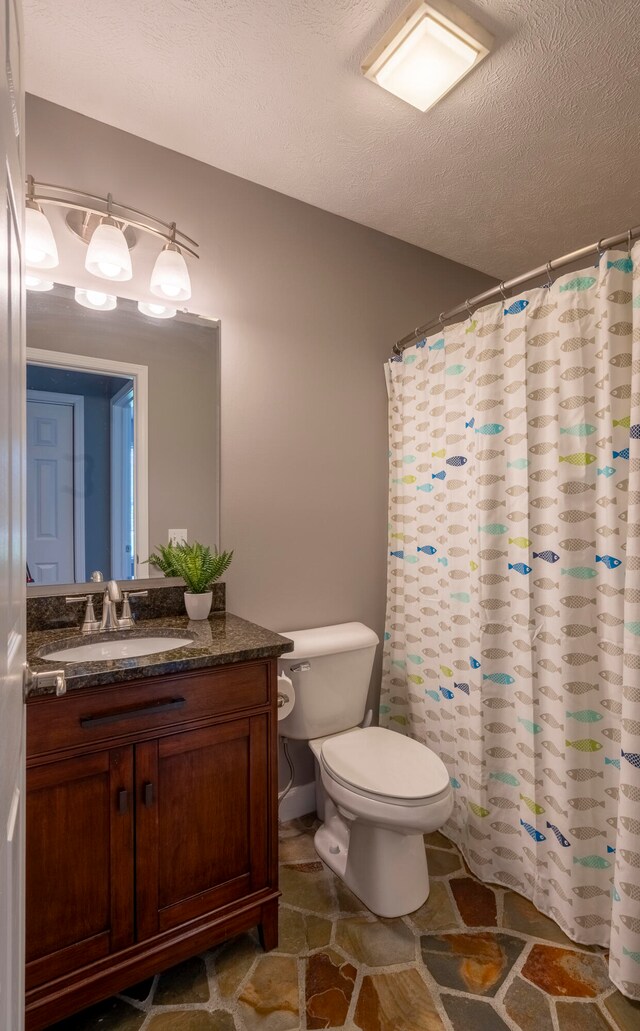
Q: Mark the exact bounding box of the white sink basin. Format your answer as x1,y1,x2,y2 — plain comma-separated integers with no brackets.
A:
45,636,194,663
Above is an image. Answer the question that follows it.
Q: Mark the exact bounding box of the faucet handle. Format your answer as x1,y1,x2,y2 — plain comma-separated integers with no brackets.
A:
65,594,100,634
119,590,148,629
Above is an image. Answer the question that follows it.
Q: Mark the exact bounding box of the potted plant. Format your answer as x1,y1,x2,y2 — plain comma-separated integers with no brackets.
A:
148,541,233,620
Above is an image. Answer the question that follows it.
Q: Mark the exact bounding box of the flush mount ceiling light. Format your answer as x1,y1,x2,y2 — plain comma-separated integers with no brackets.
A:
25,273,54,292
362,0,492,112
74,287,117,311
138,300,177,319
25,175,198,297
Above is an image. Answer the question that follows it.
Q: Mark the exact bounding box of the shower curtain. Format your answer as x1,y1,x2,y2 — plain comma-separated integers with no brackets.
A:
381,244,640,999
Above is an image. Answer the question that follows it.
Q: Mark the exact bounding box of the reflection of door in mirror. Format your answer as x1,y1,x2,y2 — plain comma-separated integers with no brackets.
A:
26,365,135,585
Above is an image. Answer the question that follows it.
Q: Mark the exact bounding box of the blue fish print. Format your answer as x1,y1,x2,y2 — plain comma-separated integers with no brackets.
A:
440,687,454,700
504,298,529,315
607,845,616,854
470,656,481,669
390,550,404,558
613,886,621,901
631,424,640,439
520,819,546,843
475,423,504,435
596,555,622,570
607,257,633,272
483,673,515,685
425,690,440,702
597,466,616,477
465,417,475,429
509,562,532,575
417,545,437,555
417,483,434,492
450,778,461,789
446,455,468,466
613,448,629,460
546,821,571,847
622,750,640,769
533,551,560,563
432,470,446,480
437,557,449,566
429,338,445,351
454,682,470,694
605,756,621,769
416,338,427,348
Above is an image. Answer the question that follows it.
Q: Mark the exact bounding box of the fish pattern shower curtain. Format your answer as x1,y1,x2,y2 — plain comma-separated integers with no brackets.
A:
381,245,640,999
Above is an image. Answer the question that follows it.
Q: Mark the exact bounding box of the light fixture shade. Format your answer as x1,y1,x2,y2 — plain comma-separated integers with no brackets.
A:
75,288,117,311
85,218,133,281
150,243,191,301
25,204,59,268
26,273,54,291
362,1,492,112
138,301,177,319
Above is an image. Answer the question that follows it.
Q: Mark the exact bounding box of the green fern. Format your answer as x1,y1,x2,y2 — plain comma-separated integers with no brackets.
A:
148,541,233,594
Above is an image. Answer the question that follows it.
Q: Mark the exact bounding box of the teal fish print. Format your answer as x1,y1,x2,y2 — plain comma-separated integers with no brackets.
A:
520,819,545,842
429,338,445,351
404,354,416,363
417,483,434,492
450,778,461,789
451,592,471,603
475,423,504,435
490,771,520,787
607,257,633,272
560,424,596,436
425,690,440,702
483,673,515,685
622,947,640,964
605,757,621,769
546,822,571,847
566,710,602,722
597,466,616,477
446,364,465,376
519,718,542,734
480,524,508,535
559,276,596,291
624,622,640,636
573,855,611,869
507,458,528,469
561,567,599,579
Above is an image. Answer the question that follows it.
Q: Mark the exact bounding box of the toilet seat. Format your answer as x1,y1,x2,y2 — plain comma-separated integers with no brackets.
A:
320,726,450,807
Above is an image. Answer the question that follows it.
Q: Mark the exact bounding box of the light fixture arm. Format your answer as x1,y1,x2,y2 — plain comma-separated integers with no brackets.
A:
25,178,200,260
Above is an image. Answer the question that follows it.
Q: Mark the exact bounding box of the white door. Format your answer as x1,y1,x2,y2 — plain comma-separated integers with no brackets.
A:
26,396,75,584
0,1,25,1029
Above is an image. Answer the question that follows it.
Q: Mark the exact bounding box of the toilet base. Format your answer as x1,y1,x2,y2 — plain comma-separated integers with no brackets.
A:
314,798,430,918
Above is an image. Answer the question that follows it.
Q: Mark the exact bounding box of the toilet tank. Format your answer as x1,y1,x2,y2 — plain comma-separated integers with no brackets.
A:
278,622,379,740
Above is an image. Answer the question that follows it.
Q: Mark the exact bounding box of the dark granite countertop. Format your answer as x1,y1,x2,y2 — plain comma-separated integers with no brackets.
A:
27,612,294,697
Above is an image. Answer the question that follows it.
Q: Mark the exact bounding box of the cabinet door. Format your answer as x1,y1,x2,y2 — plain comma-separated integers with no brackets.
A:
25,747,134,988
136,714,270,939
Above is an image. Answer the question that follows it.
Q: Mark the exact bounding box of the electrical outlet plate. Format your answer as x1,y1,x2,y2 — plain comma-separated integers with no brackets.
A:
168,529,187,546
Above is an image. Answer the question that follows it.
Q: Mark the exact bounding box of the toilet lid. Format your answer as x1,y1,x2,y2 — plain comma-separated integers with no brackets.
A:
321,727,450,803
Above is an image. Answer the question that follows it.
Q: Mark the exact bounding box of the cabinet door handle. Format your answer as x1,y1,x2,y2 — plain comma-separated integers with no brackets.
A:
117,788,129,815
80,697,186,728
143,781,154,806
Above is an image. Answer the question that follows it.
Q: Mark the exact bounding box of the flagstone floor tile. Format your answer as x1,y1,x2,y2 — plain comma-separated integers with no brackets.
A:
43,816,632,1031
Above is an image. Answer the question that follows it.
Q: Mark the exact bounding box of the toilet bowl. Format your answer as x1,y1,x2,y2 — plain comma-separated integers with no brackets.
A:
310,726,453,917
278,622,453,918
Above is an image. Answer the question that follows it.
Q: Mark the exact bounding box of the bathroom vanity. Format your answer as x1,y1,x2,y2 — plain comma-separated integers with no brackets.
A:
24,607,293,1031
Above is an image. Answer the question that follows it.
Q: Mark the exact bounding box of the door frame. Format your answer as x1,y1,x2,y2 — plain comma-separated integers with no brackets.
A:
26,348,149,578
26,388,86,583
110,381,135,580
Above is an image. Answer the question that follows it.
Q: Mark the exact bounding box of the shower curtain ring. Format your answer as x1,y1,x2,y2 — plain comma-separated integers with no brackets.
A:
465,299,474,320
438,312,445,331
545,262,554,289
628,229,633,255
499,282,507,302
596,238,605,265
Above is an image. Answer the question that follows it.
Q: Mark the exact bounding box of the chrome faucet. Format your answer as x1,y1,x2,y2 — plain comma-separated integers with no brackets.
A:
67,581,149,633
100,580,123,631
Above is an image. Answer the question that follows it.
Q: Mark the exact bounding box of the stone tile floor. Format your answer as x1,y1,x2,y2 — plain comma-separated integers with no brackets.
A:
47,816,640,1031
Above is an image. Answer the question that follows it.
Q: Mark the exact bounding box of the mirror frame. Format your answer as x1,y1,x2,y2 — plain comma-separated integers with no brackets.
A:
26,346,150,580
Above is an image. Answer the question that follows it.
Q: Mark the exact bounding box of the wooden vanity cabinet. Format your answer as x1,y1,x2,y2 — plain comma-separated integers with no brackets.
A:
25,658,280,1031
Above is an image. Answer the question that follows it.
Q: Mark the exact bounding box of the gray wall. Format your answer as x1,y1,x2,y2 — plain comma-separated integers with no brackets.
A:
26,96,495,788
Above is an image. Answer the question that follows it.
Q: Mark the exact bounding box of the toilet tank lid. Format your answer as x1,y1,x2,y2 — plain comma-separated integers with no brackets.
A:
279,622,379,659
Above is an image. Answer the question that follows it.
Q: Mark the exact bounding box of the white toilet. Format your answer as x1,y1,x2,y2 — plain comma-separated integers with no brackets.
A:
278,622,453,918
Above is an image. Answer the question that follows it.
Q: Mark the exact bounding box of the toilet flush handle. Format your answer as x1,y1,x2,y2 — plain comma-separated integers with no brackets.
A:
290,661,310,673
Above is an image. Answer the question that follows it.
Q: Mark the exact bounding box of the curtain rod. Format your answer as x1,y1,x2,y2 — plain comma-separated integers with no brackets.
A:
393,222,640,356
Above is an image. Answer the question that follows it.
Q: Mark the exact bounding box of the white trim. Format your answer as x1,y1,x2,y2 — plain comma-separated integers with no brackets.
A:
278,781,316,823
26,347,149,580
110,382,135,580
26,387,86,582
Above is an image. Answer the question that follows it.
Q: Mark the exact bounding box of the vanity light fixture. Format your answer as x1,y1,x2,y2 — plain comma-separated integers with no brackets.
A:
362,0,492,112
25,273,54,292
25,176,198,296
137,300,177,319
74,287,117,311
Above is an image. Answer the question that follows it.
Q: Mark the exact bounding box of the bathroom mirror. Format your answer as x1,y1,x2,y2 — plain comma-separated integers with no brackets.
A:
26,284,220,587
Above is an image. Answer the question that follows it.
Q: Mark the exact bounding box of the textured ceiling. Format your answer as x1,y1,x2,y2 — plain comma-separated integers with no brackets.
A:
23,0,640,277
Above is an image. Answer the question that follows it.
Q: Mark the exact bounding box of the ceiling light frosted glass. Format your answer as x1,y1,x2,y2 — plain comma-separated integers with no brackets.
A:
150,243,191,301
25,204,59,268
85,217,133,281
25,273,54,291
362,1,491,112
75,287,117,311
138,300,177,319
